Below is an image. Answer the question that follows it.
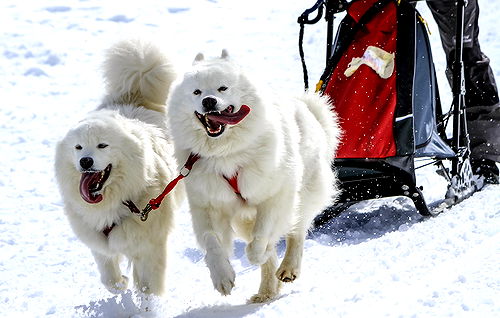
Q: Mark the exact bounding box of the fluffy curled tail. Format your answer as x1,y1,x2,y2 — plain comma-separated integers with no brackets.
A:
102,39,176,111
300,91,341,157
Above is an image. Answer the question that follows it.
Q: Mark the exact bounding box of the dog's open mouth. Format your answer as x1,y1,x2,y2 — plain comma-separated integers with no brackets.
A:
195,105,251,137
79,164,112,204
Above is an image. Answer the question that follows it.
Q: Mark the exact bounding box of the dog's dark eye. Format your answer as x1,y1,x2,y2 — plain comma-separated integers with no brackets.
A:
193,89,202,95
97,143,108,149
218,86,228,92
75,145,82,150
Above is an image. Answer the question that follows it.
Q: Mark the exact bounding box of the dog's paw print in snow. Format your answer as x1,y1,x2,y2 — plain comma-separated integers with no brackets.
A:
108,15,134,23
43,54,61,66
44,6,71,13
22,52,62,76
4,51,19,59
183,247,204,263
168,8,190,14
24,67,47,77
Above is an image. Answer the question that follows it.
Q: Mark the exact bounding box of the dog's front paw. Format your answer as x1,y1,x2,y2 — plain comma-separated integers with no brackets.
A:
246,238,270,265
276,259,300,283
206,255,236,296
104,275,129,294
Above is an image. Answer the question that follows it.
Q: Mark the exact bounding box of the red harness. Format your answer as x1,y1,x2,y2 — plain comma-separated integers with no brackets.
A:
224,173,241,195
124,153,242,222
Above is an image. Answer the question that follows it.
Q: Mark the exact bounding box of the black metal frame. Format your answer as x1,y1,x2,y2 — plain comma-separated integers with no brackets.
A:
314,160,430,228
450,0,470,176
298,0,473,225
334,159,429,211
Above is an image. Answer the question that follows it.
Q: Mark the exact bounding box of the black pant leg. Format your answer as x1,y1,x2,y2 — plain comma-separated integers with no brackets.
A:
427,0,500,162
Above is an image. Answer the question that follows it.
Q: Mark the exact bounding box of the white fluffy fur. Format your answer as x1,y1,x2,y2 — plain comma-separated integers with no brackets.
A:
101,39,176,113
54,39,181,296
167,51,341,302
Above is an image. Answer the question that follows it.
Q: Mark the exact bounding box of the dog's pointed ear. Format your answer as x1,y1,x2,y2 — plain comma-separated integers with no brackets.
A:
221,49,229,59
193,53,204,65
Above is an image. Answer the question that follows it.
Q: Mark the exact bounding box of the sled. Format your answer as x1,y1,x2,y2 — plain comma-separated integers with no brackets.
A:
297,0,479,227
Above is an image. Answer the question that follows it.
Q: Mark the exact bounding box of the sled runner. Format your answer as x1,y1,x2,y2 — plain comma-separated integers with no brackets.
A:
297,0,479,227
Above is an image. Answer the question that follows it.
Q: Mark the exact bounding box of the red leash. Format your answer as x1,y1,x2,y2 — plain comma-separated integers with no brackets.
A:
131,152,244,221
139,153,200,221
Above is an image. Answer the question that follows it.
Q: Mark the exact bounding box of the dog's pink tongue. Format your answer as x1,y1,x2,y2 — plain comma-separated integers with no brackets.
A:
206,105,251,125
79,173,103,204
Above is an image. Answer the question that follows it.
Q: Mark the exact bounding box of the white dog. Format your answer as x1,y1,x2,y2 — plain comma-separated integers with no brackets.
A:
167,51,341,302
54,40,181,296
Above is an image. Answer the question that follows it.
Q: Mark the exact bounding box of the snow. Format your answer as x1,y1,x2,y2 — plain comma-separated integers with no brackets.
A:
1,0,499,317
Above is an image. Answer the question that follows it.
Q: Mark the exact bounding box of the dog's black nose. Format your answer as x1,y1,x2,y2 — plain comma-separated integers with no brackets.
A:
80,157,94,170
202,97,218,112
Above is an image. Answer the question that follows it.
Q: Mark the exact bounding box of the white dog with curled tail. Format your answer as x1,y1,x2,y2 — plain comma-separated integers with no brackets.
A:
167,50,341,303
55,39,182,296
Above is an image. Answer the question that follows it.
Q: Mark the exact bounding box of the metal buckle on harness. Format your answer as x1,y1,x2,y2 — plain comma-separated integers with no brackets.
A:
141,203,153,221
180,166,192,177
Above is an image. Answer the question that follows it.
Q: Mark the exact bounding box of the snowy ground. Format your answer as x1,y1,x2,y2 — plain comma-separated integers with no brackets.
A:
1,0,499,317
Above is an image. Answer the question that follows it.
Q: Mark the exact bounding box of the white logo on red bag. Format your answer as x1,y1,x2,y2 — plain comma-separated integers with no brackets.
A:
344,46,395,79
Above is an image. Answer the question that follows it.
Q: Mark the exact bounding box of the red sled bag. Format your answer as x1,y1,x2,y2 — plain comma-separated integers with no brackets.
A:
318,0,453,160
324,0,399,158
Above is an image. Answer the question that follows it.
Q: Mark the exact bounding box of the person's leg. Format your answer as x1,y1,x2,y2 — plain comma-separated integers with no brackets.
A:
427,0,499,183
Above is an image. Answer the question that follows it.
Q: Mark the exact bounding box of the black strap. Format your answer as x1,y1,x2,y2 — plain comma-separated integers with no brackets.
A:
297,0,325,91
299,23,310,90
